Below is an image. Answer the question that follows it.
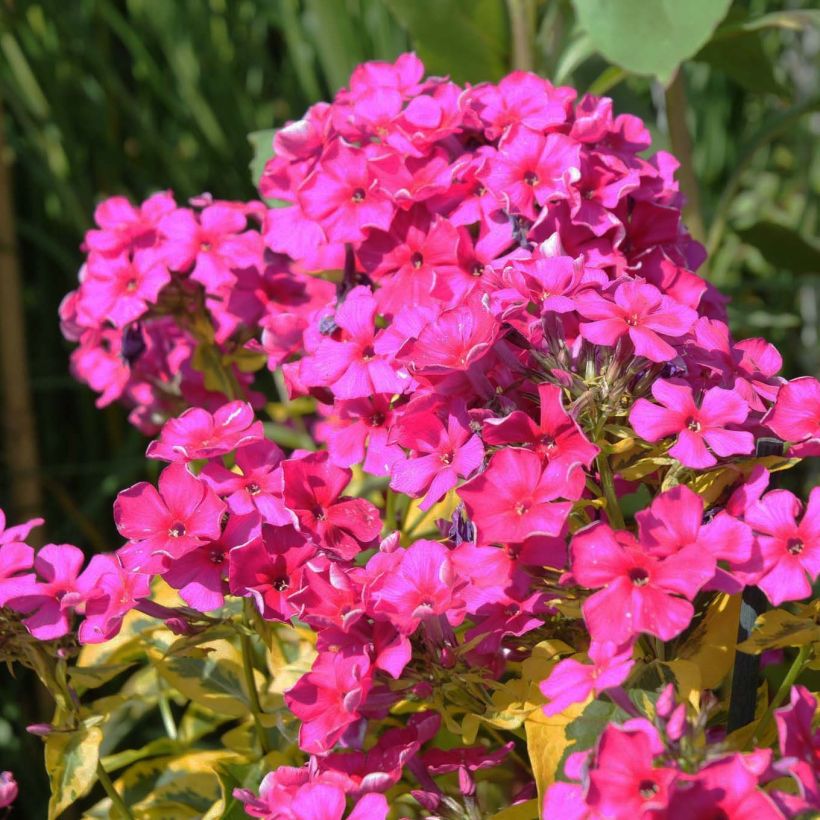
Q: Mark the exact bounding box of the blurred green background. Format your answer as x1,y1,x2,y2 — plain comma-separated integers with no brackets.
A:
0,0,818,815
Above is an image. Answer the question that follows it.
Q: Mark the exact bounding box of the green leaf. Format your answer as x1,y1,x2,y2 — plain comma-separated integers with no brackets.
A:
44,722,103,819
211,758,269,820
380,0,509,83
69,662,136,692
695,30,784,95
571,0,733,85
734,221,820,273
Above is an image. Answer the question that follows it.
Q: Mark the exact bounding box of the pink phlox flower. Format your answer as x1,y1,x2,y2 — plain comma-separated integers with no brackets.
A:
0,771,17,811
321,394,404,477
772,685,820,813
70,328,131,407
369,539,465,634
369,148,453,212
571,522,714,643
765,376,820,457
76,553,151,644
285,650,374,755
317,617,412,681
389,401,484,511
396,295,500,374
78,252,170,329
293,561,365,632
200,439,292,525
540,640,634,716
228,523,315,621
666,753,782,819
146,400,264,462
358,207,460,316
420,741,514,775
4,544,87,640
482,383,599,480
469,71,573,140
450,541,514,613
689,318,783,411
114,463,226,572
300,286,409,400
163,512,258,612
744,487,820,605
282,452,382,560
478,125,581,219
577,279,697,363
629,379,754,468
315,711,439,796
158,203,263,292
0,509,41,606
569,151,641,237
635,484,754,591
85,191,176,258
458,448,576,545
586,719,677,818
299,142,394,243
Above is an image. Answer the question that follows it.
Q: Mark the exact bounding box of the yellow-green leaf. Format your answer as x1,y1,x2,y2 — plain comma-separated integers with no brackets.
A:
490,797,540,820
737,602,820,654
44,722,103,819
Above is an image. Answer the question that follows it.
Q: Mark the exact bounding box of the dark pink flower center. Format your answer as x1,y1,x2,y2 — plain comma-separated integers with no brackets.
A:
168,522,186,538
472,263,484,277
361,345,375,361
210,549,225,564
367,412,385,427
787,538,804,555
411,251,424,269
626,313,640,327
200,241,212,252
687,418,701,432
247,482,261,495
125,278,138,293
351,187,366,203
540,435,556,450
523,170,539,186
514,501,530,516
440,451,454,465
638,779,659,799
629,567,650,586
272,577,289,591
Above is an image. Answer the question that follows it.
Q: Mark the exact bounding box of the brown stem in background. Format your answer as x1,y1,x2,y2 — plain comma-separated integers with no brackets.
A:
0,95,44,538
665,70,705,245
506,0,535,73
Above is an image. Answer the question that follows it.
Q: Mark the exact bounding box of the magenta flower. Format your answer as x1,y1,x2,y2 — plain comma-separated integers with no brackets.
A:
282,452,382,560
586,720,677,817
0,771,18,810
744,487,820,605
479,125,580,218
228,524,315,620
666,754,781,819
577,279,696,362
200,439,291,525
370,540,464,634
300,286,409,399
163,513,258,612
389,403,484,510
80,253,170,329
458,449,575,544
146,401,264,462
4,544,87,640
629,379,754,468
284,651,373,755
77,554,151,644
0,510,41,606
482,383,599,475
571,523,714,643
322,394,403,477
85,191,175,258
540,640,634,716
299,142,394,243
114,463,226,570
636,484,754,590
158,203,263,292
765,376,820,456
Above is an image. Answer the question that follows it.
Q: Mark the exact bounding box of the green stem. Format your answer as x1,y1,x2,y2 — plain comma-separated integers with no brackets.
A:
664,70,704,244
239,604,271,755
751,643,810,747
506,0,535,72
96,761,133,819
157,684,178,741
383,488,397,536
597,452,625,530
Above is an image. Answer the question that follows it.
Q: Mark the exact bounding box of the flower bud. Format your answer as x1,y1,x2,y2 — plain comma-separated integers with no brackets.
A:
0,772,16,809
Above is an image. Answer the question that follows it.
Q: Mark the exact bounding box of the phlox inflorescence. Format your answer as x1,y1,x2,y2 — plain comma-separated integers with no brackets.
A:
1,52,818,818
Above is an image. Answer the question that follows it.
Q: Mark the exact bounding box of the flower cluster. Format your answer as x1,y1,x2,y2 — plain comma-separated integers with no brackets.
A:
6,53,817,818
